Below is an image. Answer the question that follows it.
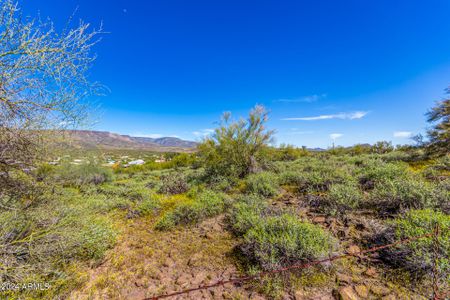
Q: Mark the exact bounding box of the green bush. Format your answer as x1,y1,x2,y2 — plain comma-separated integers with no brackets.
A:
206,175,236,192
198,105,275,179
155,190,228,230
34,163,55,181
158,173,190,195
0,188,118,294
71,217,117,260
135,196,161,216
241,214,336,270
321,183,363,215
51,162,113,187
357,161,409,186
376,209,450,280
369,177,445,214
278,171,305,186
227,194,268,236
245,172,279,197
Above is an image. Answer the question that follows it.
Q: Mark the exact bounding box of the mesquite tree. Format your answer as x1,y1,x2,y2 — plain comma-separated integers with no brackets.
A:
198,105,275,179
425,87,450,156
0,0,102,207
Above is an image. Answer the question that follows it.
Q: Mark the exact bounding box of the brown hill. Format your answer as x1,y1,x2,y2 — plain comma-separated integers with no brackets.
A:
64,130,197,152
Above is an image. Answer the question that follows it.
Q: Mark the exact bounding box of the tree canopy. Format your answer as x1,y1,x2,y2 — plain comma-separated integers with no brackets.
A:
425,87,450,156
198,105,275,179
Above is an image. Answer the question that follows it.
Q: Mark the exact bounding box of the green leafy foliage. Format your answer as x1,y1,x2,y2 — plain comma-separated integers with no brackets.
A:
227,194,268,236
321,183,364,215
155,190,228,230
245,172,279,197
377,209,450,280
158,173,190,194
198,105,275,179
241,214,336,270
49,161,113,187
424,89,450,156
369,177,446,213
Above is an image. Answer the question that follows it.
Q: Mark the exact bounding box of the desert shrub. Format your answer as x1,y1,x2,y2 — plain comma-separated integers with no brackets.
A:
158,173,190,194
0,188,117,296
357,160,409,187
380,151,413,162
51,162,113,187
227,194,268,236
245,172,279,197
374,209,450,281
68,216,117,260
135,196,161,216
241,214,336,270
34,163,56,181
205,174,237,192
421,156,450,180
198,105,275,179
155,190,228,230
369,177,446,214
276,157,356,193
81,194,130,212
278,171,305,186
303,169,354,193
321,183,364,215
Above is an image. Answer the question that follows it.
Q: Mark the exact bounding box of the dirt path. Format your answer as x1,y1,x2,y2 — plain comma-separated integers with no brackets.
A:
70,215,263,300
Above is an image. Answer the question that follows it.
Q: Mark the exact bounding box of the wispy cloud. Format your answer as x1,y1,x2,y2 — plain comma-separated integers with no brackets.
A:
282,111,368,121
192,128,214,137
282,129,314,135
393,131,413,138
330,133,343,140
274,93,327,103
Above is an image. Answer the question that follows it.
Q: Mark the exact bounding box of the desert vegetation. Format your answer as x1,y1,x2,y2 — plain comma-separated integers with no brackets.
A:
1,98,448,299
0,1,449,299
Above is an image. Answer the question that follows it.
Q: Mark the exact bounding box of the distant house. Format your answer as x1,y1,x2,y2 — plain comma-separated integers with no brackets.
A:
71,159,84,165
126,159,145,167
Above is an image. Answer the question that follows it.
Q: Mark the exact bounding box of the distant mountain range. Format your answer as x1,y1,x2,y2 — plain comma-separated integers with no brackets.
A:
64,130,197,151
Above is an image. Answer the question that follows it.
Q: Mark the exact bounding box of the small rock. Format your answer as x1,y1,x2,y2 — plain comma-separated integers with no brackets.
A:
347,245,361,255
250,293,266,300
162,258,175,268
202,232,214,239
370,285,390,296
313,216,326,223
192,271,207,285
336,273,352,285
364,267,378,277
337,286,360,300
294,290,305,300
354,285,369,298
381,295,396,300
175,273,192,287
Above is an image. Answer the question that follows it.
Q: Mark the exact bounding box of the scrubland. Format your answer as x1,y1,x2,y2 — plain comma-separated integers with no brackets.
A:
2,147,449,299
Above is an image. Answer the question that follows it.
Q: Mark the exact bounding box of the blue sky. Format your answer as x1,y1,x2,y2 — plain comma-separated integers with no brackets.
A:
24,0,450,148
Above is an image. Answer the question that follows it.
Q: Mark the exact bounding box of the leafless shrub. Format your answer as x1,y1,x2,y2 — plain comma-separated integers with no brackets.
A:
0,0,103,208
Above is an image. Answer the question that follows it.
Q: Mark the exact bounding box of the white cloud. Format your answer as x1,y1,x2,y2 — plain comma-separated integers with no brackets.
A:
330,133,343,140
192,128,214,137
393,131,413,138
284,129,314,135
282,111,368,121
274,93,327,103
